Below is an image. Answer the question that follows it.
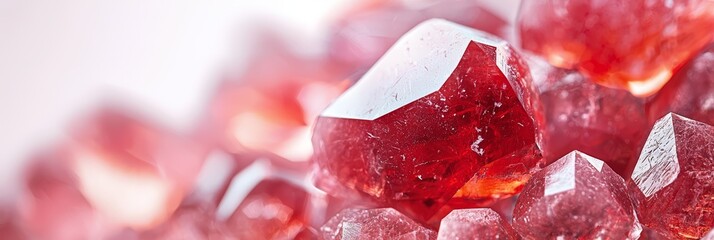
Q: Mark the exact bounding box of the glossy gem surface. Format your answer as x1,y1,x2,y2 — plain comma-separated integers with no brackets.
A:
628,113,714,239
320,208,436,240
528,55,647,177
313,19,543,223
513,151,641,239
437,208,518,240
518,0,714,96
647,44,714,126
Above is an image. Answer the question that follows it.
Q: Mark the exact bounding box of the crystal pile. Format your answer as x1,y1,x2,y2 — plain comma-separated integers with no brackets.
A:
10,0,714,239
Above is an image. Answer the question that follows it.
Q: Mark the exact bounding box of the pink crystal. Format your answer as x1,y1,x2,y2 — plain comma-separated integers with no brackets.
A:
329,0,508,70
313,19,544,224
200,35,350,162
628,113,714,238
437,208,518,239
320,208,436,240
513,151,641,239
18,150,119,240
518,0,714,96
647,44,714,126
528,55,648,177
67,107,208,229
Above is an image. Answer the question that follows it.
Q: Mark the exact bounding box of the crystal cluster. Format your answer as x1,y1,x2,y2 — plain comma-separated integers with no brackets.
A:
10,0,714,239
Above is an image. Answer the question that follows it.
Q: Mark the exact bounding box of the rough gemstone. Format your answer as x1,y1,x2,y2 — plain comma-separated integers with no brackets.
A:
647,44,714,126
513,151,641,239
320,208,437,240
518,0,714,96
66,106,208,229
627,113,714,238
313,19,544,223
201,37,350,162
211,153,316,239
18,150,118,240
528,55,648,177
437,208,518,240
329,0,509,71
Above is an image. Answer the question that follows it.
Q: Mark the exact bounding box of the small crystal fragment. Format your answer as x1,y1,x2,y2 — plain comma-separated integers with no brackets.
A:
437,208,518,239
513,151,641,239
320,208,437,240
628,113,714,238
313,19,544,224
518,0,714,96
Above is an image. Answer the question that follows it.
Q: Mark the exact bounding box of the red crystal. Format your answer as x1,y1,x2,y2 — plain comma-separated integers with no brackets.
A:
437,208,518,239
628,113,714,238
67,107,208,229
319,208,436,240
18,150,119,240
703,228,714,240
200,35,350,162
313,19,544,223
329,0,508,71
513,151,641,239
518,0,714,96
647,44,714,126
209,153,315,239
528,55,648,177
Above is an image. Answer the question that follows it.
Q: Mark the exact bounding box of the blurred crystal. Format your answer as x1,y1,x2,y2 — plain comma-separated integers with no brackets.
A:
518,0,714,96
329,0,508,70
528,55,648,177
647,44,714,126
67,106,209,229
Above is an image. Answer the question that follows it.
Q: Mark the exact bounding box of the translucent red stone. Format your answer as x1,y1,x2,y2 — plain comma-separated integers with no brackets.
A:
513,151,641,239
528,55,648,177
518,0,714,96
627,113,714,238
329,0,508,71
437,208,518,240
313,19,544,223
647,44,714,126
200,35,350,162
320,208,436,240
18,150,119,240
67,107,208,229
205,153,318,239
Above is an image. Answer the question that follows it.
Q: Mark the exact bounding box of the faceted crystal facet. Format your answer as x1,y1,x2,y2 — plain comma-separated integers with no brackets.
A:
329,0,508,71
628,113,714,238
67,107,208,229
200,35,350,162
647,44,714,126
313,19,544,223
210,153,315,239
518,0,714,96
320,208,437,240
437,208,518,240
703,228,714,240
513,151,641,239
528,55,648,177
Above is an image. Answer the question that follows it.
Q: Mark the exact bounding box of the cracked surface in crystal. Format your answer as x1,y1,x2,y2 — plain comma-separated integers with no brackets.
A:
513,151,641,239
320,208,436,240
628,113,714,238
313,19,543,223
